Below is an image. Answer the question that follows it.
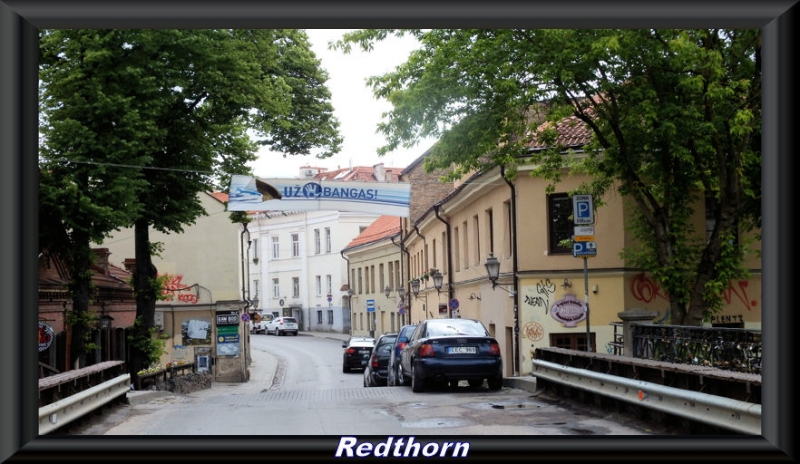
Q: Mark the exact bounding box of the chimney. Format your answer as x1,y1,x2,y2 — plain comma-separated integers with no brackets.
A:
373,163,386,182
123,258,137,273
92,248,111,274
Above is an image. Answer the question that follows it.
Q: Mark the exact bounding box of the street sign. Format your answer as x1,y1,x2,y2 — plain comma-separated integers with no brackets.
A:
449,298,460,311
573,241,597,257
573,235,595,242
574,226,594,236
572,194,594,225
366,299,376,313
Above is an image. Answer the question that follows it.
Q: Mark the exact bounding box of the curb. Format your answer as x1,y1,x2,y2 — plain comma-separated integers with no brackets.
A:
503,376,539,394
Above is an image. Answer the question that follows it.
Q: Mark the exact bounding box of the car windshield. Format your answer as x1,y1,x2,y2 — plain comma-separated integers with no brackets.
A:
425,319,488,337
283,318,297,323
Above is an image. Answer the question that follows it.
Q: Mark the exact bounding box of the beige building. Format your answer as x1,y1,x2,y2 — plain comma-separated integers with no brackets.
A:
100,191,253,383
344,139,762,379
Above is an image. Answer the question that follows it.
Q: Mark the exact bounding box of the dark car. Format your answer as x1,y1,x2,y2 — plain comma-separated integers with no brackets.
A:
363,333,398,387
398,318,503,392
387,324,418,386
342,336,375,373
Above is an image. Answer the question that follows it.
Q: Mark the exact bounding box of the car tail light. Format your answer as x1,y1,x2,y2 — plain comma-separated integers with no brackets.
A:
419,343,434,357
370,354,379,368
489,342,501,356
397,342,408,352
345,348,356,355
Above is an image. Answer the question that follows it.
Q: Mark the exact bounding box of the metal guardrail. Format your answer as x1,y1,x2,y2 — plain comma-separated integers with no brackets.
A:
532,359,761,435
38,373,131,435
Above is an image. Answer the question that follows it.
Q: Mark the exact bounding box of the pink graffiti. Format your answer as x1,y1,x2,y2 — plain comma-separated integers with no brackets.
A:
630,274,670,303
721,280,758,311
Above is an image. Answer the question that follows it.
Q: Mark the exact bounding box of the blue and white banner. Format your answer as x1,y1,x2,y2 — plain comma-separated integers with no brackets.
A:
227,175,411,217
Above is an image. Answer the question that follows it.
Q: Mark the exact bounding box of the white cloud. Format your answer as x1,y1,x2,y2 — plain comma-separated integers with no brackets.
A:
248,29,436,179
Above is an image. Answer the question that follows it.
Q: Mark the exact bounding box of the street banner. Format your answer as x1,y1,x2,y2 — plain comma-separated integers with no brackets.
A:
227,175,411,217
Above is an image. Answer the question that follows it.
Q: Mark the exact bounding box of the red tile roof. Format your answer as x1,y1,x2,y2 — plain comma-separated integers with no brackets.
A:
345,215,402,249
528,115,593,150
313,166,403,182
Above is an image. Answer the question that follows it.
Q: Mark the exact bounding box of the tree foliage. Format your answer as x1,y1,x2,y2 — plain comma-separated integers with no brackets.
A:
336,29,761,326
39,29,341,372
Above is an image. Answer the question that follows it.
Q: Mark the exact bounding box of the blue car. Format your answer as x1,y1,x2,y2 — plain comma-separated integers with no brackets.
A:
386,324,417,386
398,318,503,392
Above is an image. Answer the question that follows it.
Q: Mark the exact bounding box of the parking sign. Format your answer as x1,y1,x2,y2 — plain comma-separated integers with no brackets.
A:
572,194,594,225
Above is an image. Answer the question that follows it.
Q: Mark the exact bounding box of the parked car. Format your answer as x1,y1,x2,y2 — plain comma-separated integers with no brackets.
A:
398,318,503,392
342,336,375,373
387,324,418,386
251,313,274,334
364,333,398,387
265,316,299,336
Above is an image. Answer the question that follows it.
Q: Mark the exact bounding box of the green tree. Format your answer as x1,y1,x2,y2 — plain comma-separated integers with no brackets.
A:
337,29,761,326
39,29,341,375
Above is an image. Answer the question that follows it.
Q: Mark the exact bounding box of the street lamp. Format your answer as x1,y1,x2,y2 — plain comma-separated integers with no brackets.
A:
384,285,391,298
432,270,443,294
251,296,259,311
410,278,420,297
485,253,500,288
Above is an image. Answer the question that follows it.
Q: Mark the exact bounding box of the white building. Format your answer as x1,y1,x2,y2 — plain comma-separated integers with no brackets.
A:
246,164,404,334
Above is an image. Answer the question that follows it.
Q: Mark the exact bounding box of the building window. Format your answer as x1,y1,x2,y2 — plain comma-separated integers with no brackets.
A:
252,238,259,260
325,227,331,253
454,226,460,272
271,236,280,259
252,279,259,299
327,310,334,325
317,310,323,324
503,201,512,258
292,277,300,298
472,214,480,266
485,208,494,257
326,274,332,296
314,229,321,254
550,332,596,352
315,275,322,296
548,193,573,254
272,278,280,298
291,233,300,257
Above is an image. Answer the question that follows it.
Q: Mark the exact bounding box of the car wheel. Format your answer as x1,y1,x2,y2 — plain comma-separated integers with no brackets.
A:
292,332,298,336
277,330,283,336
387,367,395,386
468,379,483,388
487,375,503,390
411,364,424,393
397,365,406,386
343,364,349,373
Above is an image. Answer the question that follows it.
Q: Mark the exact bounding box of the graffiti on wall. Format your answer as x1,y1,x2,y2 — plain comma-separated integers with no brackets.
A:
524,278,557,314
630,273,759,312
160,274,200,304
523,321,545,342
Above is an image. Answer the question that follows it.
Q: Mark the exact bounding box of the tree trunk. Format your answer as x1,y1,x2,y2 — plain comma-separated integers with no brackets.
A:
130,218,159,378
68,235,93,370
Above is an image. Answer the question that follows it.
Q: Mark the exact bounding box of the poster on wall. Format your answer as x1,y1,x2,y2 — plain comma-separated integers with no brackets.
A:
38,322,54,352
182,318,212,346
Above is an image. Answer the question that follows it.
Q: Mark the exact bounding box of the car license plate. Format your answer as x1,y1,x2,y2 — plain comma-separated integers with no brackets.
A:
448,346,476,354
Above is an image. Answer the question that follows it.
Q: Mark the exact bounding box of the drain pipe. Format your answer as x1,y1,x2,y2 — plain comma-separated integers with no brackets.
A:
341,249,353,335
400,221,414,323
433,204,454,317
501,165,520,376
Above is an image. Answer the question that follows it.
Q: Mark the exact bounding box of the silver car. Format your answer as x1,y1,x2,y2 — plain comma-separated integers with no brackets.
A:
265,316,299,336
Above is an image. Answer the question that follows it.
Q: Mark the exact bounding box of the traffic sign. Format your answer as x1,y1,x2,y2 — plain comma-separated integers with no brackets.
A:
573,235,595,242
573,241,597,257
574,226,594,236
573,194,594,225
449,298,460,311
366,299,376,313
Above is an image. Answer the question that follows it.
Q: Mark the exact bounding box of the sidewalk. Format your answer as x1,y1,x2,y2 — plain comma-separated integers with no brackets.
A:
127,330,537,406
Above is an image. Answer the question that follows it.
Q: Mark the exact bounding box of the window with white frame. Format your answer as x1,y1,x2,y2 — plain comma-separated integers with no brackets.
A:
315,275,322,296
292,277,300,298
252,238,258,260
326,274,332,296
314,229,321,254
325,227,332,253
271,236,280,259
291,233,300,257
272,278,280,298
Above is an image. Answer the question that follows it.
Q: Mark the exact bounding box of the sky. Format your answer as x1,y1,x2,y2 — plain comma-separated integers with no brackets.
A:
248,29,437,179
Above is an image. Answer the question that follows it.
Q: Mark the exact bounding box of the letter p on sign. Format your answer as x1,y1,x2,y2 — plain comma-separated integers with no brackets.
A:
572,194,594,225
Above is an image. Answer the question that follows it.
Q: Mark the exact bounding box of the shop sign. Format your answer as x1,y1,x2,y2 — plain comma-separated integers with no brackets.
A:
550,294,587,327
38,322,54,352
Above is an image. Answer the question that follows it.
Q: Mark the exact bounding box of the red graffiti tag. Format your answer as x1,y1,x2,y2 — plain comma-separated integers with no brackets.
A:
159,273,199,304
630,274,670,303
721,280,758,311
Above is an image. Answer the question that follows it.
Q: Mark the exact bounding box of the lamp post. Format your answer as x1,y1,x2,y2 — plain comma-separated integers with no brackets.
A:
384,285,391,298
398,285,406,325
100,315,114,361
410,278,420,297
485,253,500,288
432,270,443,293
